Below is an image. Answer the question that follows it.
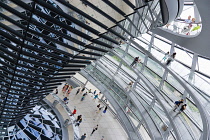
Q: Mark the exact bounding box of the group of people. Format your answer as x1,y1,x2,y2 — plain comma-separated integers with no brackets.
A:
181,15,196,35
78,88,101,101
161,51,176,66
80,124,99,139
61,83,73,104
165,15,200,35
70,88,109,140
56,83,110,140
173,99,187,115
62,83,73,96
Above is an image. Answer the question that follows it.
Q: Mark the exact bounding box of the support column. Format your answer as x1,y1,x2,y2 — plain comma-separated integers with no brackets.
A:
113,42,130,78
183,53,198,99
188,53,198,83
194,4,201,23
141,33,154,72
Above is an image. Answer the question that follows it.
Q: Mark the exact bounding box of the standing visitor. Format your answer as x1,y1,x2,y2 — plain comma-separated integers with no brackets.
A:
81,92,87,101
93,90,97,95
76,88,81,95
63,97,69,104
67,86,73,95
161,52,169,62
62,84,69,94
173,99,184,112
75,117,82,127
96,106,104,113
97,104,100,109
55,89,58,94
93,94,98,100
177,104,187,115
102,105,108,115
80,133,86,140
81,87,85,92
75,115,82,123
166,52,176,66
133,58,141,68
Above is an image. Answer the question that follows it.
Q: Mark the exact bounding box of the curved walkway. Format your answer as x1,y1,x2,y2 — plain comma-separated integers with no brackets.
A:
55,83,128,140
152,0,210,58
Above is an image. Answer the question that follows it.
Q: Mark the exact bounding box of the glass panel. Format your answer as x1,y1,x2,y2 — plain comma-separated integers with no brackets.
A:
143,67,161,87
149,109,164,130
121,63,138,80
193,73,210,96
180,113,201,140
174,47,193,67
170,61,191,80
186,99,202,129
162,81,182,98
139,125,152,140
167,73,185,93
114,47,125,57
128,46,145,62
134,38,149,50
153,37,171,52
198,57,210,76
105,53,120,66
147,57,164,77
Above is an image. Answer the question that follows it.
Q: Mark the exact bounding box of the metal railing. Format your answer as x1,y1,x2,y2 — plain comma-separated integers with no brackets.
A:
49,93,81,140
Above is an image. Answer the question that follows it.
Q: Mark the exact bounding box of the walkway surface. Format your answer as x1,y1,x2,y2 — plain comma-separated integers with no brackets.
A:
55,83,128,140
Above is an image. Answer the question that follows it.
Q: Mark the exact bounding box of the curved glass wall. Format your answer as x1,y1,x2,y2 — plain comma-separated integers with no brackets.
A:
79,30,210,140
2,0,209,139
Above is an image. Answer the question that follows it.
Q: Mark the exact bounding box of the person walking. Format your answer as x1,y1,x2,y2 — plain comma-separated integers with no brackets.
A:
96,104,100,109
81,92,87,101
93,90,97,95
173,99,184,112
177,104,187,115
75,115,82,123
93,94,98,100
63,97,68,102
102,105,108,115
90,124,98,136
76,88,81,95
104,98,108,102
130,56,139,67
166,52,176,66
96,106,104,113
63,97,69,104
81,87,85,92
161,52,169,62
55,89,58,94
75,117,82,127
70,107,77,116
80,133,86,140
